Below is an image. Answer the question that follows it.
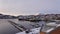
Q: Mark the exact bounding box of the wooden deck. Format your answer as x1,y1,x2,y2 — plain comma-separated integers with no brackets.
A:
40,27,60,34
40,32,46,34
49,27,60,34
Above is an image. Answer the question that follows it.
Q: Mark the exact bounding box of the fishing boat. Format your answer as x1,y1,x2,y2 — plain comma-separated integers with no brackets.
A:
8,20,60,34
8,20,45,34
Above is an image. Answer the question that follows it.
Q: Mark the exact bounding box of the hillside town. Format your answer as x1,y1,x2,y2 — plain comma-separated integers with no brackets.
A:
18,14,60,21
0,13,60,21
0,14,60,34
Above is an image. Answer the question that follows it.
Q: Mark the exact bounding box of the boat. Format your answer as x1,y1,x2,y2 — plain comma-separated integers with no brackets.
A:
8,20,60,34
8,20,45,34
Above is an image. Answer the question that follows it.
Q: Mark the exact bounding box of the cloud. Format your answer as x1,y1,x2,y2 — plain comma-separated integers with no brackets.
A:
0,0,60,16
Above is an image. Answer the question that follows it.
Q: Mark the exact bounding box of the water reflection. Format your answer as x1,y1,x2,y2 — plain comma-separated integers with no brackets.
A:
0,19,45,34
0,19,58,34
0,19,19,34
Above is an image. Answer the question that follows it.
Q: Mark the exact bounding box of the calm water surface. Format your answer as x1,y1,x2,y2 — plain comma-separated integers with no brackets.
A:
0,19,45,34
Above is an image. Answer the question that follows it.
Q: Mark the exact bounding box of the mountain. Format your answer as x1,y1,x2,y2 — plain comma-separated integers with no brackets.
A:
0,14,17,19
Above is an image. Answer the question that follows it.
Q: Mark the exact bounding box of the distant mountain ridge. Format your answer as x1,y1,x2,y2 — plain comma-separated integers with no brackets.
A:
0,13,60,20
0,14,17,19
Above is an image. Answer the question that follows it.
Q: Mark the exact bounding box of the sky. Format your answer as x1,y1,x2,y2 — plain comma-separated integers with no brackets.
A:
0,0,60,16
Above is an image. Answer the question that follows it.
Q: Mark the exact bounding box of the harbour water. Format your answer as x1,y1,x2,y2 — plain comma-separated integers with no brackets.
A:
0,19,59,34
0,19,45,34
0,19,20,34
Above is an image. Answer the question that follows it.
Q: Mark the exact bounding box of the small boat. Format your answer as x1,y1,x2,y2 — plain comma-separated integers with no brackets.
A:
16,27,41,34
8,20,45,34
